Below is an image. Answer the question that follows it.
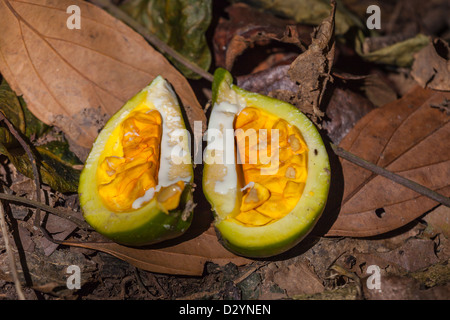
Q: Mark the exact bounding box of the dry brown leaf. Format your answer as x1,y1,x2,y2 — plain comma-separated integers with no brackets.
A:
62,225,251,276
326,86,450,237
212,3,312,72
40,210,83,256
0,0,205,157
273,0,336,122
269,259,324,296
236,65,298,96
323,86,376,144
423,205,450,238
376,238,439,273
411,38,450,91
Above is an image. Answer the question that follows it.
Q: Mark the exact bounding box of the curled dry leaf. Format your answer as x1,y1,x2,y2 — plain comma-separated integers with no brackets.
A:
0,0,205,159
325,86,450,237
236,65,298,96
272,0,336,122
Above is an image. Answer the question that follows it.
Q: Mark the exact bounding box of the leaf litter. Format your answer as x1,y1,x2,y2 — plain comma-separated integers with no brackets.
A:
0,0,450,300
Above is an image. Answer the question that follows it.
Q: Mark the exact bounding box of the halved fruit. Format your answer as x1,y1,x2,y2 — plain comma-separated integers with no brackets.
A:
203,68,330,258
79,76,194,246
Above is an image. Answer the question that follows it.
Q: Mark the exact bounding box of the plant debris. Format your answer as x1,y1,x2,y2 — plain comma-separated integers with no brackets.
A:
271,0,337,123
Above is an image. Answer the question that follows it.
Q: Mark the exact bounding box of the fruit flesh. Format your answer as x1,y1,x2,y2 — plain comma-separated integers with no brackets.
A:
79,76,194,246
233,107,308,226
97,109,163,212
95,105,186,213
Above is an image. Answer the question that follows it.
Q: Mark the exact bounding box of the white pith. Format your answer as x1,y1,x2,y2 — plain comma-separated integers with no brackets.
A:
204,88,248,215
205,101,242,195
130,78,192,209
149,80,191,186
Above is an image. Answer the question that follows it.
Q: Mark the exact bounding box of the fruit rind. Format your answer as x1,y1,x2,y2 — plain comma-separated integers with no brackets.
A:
79,76,194,246
203,68,330,258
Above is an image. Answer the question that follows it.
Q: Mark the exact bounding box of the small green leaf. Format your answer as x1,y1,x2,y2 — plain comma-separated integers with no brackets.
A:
0,142,81,193
0,79,49,146
0,78,81,193
121,0,212,79
38,140,83,167
356,33,430,68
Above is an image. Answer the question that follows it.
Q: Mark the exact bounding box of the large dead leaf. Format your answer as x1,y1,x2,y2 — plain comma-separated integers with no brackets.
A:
0,0,205,155
62,225,251,276
326,86,450,237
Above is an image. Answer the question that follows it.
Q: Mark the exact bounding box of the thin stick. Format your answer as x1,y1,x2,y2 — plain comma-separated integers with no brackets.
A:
89,0,214,82
0,112,42,229
0,201,26,300
0,193,90,230
330,143,450,207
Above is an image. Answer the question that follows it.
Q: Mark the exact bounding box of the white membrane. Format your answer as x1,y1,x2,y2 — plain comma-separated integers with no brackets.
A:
240,181,255,192
205,101,244,195
131,79,192,209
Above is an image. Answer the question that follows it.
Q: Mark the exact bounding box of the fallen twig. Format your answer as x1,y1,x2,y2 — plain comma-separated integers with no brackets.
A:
330,143,450,207
0,201,25,300
0,192,90,230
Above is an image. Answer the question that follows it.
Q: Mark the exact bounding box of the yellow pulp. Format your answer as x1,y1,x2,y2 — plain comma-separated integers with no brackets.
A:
96,108,183,212
233,107,308,226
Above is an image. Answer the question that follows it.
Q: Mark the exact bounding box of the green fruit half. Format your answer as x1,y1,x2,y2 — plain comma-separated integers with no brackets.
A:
79,76,194,246
203,68,330,258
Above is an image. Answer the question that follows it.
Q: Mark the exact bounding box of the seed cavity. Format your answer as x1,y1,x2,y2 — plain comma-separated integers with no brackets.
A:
97,107,185,212
157,181,184,211
232,107,308,226
285,166,296,179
